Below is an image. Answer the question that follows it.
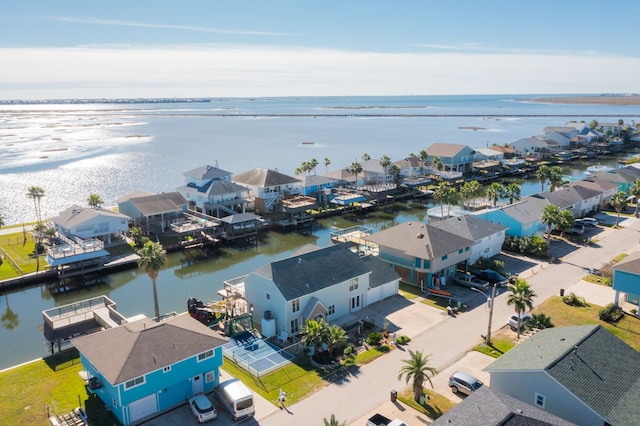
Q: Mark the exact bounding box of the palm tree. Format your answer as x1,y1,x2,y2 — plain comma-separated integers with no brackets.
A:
461,180,481,209
445,186,459,217
486,182,504,207
327,324,348,356
610,191,628,227
506,280,537,340
349,161,363,188
309,158,319,175
504,182,521,204
530,313,554,330
432,156,444,171
324,157,331,173
547,166,564,192
300,318,328,352
398,350,438,403
388,164,401,184
0,213,4,229
556,210,575,237
137,241,167,322
629,179,640,217
380,154,391,182
27,186,45,272
419,149,428,175
536,165,550,192
87,193,104,208
361,152,371,161
540,204,560,257
432,182,449,218
323,414,347,426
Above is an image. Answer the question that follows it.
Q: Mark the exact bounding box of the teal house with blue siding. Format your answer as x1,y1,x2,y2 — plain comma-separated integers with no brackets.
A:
474,198,546,238
612,252,640,309
72,314,227,425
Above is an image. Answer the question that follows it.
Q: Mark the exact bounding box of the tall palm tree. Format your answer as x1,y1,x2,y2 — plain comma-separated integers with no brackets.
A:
540,204,560,257
610,191,628,227
87,193,104,208
388,164,401,184
300,318,328,352
557,210,575,237
629,179,640,217
547,166,564,192
536,165,550,192
398,350,438,403
380,154,391,182
419,149,428,175
137,241,167,322
323,414,347,426
504,182,521,204
327,324,348,356
445,186,459,217
486,182,504,207
309,158,319,175
432,156,443,171
349,161,363,188
361,152,371,161
432,182,449,218
506,280,537,340
324,157,331,173
27,186,45,272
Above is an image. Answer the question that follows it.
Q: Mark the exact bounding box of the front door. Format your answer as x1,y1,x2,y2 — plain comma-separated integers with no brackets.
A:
350,294,361,312
192,374,203,395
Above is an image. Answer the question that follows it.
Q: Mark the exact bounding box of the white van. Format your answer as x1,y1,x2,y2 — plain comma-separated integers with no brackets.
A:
215,379,255,421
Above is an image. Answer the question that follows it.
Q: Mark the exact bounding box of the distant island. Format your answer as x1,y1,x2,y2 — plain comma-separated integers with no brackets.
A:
0,97,215,105
531,94,640,105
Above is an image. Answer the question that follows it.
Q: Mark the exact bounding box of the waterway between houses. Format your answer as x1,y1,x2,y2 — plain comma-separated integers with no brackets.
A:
0,160,625,370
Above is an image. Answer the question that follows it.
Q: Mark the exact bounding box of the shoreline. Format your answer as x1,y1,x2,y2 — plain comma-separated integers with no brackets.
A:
529,95,640,106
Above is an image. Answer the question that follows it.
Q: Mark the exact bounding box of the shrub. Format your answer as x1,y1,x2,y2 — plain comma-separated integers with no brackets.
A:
396,335,411,345
599,303,624,323
562,292,588,307
365,331,383,346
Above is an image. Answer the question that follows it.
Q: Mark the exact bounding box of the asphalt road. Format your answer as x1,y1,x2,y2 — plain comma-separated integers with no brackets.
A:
257,214,640,426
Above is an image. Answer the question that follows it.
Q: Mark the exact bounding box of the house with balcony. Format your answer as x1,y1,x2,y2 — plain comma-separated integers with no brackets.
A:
542,126,578,147
117,191,188,235
226,244,400,341
485,325,640,426
394,156,425,178
51,205,130,246
424,143,476,174
232,168,302,213
430,215,507,264
474,198,546,238
508,137,549,158
611,251,640,310
177,164,251,218
293,174,339,206
364,221,474,289
72,314,227,426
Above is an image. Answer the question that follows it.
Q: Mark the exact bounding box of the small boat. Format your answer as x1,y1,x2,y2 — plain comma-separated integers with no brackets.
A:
301,141,315,145
585,164,614,174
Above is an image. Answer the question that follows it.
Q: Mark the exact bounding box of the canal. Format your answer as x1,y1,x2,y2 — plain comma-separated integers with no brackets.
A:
0,163,621,370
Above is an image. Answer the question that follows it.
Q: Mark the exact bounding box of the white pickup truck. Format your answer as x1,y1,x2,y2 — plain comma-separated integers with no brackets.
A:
367,413,408,426
453,272,490,290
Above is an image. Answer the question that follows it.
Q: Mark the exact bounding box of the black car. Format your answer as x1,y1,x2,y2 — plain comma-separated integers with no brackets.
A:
470,269,508,287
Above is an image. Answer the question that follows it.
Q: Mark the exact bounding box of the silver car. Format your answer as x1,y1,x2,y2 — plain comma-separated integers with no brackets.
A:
448,371,483,395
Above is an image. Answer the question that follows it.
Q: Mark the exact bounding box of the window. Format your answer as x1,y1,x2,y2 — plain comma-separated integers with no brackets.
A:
266,293,270,300
124,376,145,390
534,392,545,409
205,371,215,383
292,299,300,313
458,249,463,254
465,247,469,252
163,366,171,373
441,254,448,261
197,349,214,362
328,305,335,315
349,278,359,291
290,318,299,334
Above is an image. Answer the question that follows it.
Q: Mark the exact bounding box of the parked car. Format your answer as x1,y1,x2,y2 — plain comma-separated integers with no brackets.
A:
448,371,483,395
189,394,217,423
453,272,490,290
567,222,585,235
470,269,508,287
508,312,532,330
581,217,599,227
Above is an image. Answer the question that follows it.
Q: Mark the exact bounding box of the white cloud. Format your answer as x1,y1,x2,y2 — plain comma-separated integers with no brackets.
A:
1,45,638,99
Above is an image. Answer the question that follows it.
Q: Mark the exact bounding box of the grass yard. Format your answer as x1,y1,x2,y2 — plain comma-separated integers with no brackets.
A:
398,387,456,420
0,231,45,279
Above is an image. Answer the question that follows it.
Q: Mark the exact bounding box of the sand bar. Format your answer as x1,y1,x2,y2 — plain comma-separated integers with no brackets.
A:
530,95,640,106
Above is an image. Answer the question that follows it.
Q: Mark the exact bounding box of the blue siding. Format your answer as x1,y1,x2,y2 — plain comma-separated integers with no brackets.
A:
613,270,640,295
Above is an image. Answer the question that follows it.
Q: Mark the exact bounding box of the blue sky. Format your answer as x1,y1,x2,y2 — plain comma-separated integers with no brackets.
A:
1,1,639,100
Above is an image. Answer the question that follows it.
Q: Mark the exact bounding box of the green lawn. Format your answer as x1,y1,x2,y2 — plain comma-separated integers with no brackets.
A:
0,231,46,279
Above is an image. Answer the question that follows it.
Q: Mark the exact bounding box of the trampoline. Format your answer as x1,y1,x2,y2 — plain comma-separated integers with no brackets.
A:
222,331,296,376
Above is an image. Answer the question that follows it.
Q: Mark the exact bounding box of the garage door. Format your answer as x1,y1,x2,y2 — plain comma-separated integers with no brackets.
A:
129,393,157,423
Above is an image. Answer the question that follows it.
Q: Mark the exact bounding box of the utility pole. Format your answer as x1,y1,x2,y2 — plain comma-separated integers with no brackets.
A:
472,284,496,346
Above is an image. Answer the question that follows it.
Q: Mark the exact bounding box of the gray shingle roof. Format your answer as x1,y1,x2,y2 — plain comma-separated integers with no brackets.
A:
613,251,640,274
53,205,129,228
254,244,372,300
485,325,640,425
360,255,401,288
183,164,232,180
233,168,300,187
178,179,249,197
430,214,507,241
127,192,187,216
364,221,474,259
498,198,545,224
433,386,576,425
72,314,227,385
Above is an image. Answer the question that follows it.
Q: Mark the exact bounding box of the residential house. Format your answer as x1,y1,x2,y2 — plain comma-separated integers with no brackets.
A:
231,244,400,340
598,122,622,137
424,143,475,174
542,126,578,147
177,164,251,217
485,325,640,426
612,251,640,309
393,156,424,178
531,185,600,218
117,191,188,234
474,198,546,238
364,221,474,288
488,144,516,158
508,137,549,157
232,168,302,213
433,386,576,426
474,147,504,162
51,204,129,245
430,215,507,264
323,168,357,186
218,212,262,242
293,174,339,205
72,314,227,426
360,158,390,183
567,176,619,210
